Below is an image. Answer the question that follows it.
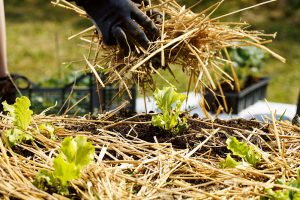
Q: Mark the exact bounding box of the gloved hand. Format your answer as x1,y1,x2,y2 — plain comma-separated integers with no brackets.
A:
81,0,159,56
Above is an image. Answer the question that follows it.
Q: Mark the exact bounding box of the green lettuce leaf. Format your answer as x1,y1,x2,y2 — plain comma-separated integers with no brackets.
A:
34,169,69,195
263,169,300,199
53,136,95,186
3,96,33,130
2,96,33,146
60,136,95,167
3,128,32,146
53,154,80,186
152,87,188,134
226,136,261,166
39,123,56,140
220,153,240,168
153,87,186,113
264,188,290,200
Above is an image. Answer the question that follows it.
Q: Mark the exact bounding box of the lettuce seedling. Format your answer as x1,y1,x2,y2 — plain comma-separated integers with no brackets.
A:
2,96,33,146
39,123,56,140
227,136,261,166
220,153,241,168
54,136,95,185
221,136,261,168
263,168,300,200
152,87,188,134
34,136,95,195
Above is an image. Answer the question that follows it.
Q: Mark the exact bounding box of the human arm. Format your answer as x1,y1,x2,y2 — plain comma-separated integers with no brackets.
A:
0,0,8,77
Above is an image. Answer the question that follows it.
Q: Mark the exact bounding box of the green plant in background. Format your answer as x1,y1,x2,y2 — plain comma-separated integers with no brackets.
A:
262,168,300,200
34,136,95,195
225,46,268,89
25,64,93,115
39,64,89,87
220,136,262,168
152,87,188,134
2,96,33,146
230,47,266,70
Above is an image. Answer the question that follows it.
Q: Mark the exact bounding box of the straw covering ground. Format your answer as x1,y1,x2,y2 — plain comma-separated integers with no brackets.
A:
2,1,297,199
0,111,299,199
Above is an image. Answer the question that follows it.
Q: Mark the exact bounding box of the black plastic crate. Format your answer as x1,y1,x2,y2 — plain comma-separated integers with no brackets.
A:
204,77,270,114
19,73,136,115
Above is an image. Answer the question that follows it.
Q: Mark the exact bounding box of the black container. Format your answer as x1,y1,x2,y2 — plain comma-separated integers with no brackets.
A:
20,73,136,115
205,77,270,114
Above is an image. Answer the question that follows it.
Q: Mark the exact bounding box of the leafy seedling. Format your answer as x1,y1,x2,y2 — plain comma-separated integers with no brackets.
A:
39,123,57,140
2,96,33,146
221,136,262,168
34,136,95,195
220,153,241,168
152,87,188,134
34,169,69,195
262,168,300,200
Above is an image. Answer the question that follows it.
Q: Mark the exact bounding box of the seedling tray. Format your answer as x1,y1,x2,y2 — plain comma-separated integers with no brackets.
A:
20,73,136,115
205,77,270,114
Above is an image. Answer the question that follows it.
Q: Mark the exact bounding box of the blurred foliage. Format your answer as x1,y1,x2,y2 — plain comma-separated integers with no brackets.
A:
177,0,300,14
38,64,89,87
223,47,268,89
229,47,267,71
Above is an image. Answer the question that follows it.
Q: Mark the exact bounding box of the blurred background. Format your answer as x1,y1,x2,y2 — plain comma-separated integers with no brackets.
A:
4,0,300,104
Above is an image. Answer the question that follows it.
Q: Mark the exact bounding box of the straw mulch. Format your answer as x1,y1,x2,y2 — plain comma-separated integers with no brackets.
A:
52,0,285,98
0,112,299,199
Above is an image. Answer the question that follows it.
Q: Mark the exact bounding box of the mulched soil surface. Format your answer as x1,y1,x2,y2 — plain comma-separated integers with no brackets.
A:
65,112,270,157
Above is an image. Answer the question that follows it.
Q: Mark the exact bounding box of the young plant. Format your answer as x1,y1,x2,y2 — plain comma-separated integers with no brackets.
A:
34,136,95,195
151,87,188,134
39,123,57,140
2,96,33,146
220,153,241,169
220,136,262,168
262,168,300,200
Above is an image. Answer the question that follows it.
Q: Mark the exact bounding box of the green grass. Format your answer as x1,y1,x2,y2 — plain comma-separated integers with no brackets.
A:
262,42,300,104
4,0,300,104
5,0,91,83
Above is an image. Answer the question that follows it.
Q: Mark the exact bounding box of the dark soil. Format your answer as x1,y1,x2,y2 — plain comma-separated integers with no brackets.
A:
81,112,270,157
57,110,270,159
14,113,270,160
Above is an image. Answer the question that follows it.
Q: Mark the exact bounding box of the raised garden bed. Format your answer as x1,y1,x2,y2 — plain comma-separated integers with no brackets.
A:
0,109,299,199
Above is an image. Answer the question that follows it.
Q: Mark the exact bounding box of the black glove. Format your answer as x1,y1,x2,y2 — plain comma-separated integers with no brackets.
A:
81,0,159,56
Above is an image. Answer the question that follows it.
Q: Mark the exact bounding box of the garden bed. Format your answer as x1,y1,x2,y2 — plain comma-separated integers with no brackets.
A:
0,111,299,199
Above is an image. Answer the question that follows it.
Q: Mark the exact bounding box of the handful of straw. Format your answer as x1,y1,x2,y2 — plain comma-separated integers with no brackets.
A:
52,0,285,100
